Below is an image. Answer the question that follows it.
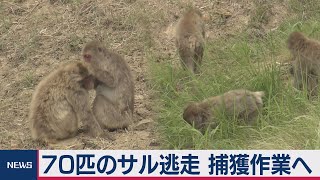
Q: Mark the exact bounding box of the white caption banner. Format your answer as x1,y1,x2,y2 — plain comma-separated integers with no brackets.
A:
39,150,320,177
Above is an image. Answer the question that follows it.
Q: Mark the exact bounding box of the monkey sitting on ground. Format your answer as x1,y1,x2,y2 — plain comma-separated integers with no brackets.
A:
175,8,205,74
287,32,320,97
29,62,105,144
82,41,134,130
183,89,265,133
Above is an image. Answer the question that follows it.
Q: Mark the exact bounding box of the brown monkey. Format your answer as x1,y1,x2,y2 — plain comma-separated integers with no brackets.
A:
82,41,134,130
175,8,205,74
287,32,320,96
183,89,265,133
29,62,104,144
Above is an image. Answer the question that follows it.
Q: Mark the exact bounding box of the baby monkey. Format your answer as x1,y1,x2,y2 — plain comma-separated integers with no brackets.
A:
183,89,265,133
29,62,104,144
175,8,205,74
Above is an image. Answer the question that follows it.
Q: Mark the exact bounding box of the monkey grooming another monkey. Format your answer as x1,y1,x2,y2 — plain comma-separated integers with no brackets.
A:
82,41,134,130
29,62,104,144
175,8,205,74
183,89,265,133
288,32,320,97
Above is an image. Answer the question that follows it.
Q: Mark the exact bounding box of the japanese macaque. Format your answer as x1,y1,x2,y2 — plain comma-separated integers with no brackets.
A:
175,8,205,74
183,89,265,133
288,32,320,96
82,41,134,130
29,62,104,144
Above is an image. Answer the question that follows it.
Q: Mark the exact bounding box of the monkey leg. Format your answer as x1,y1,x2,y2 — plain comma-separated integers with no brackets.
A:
93,95,132,130
66,90,104,138
307,75,319,97
33,113,78,144
82,111,104,137
181,57,196,74
194,41,204,74
41,129,78,145
193,57,201,74
178,43,195,74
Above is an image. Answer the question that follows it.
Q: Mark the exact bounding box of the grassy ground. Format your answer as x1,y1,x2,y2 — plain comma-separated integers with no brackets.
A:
149,0,320,149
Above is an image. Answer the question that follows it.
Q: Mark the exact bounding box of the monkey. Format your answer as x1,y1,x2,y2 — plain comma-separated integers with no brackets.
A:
82,40,134,130
175,8,205,74
287,32,320,96
29,62,105,144
183,89,265,134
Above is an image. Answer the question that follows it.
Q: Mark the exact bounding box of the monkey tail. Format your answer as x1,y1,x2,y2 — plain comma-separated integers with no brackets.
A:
190,35,204,73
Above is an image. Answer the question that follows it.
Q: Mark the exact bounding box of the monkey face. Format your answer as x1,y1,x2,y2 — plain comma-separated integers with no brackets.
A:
82,48,103,62
183,103,210,132
83,54,92,62
287,32,305,50
82,40,105,66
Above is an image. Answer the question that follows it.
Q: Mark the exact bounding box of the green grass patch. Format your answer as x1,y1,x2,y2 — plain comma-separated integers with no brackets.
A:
148,15,320,149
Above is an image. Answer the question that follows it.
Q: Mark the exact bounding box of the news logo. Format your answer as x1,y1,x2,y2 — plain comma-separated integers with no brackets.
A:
38,150,318,177
0,150,37,180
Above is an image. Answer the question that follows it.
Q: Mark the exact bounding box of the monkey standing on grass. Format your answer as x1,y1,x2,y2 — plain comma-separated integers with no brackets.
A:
288,32,320,96
175,8,205,74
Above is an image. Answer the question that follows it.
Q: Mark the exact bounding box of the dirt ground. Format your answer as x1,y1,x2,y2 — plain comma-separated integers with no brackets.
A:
0,0,289,149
